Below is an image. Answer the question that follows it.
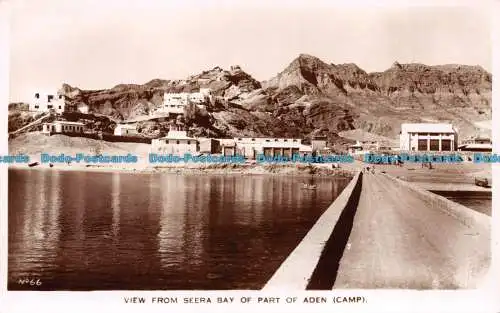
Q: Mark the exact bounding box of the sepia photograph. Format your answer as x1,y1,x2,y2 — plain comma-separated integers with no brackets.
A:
4,0,493,294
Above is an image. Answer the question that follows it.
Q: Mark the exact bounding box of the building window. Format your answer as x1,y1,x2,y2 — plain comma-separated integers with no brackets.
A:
47,105,53,109
238,138,242,141
59,95,63,99
59,106,62,109
35,93,40,99
251,138,255,141
275,139,278,141
47,95,54,102
34,105,39,109
418,139,427,151
441,139,452,151
293,139,297,142
176,140,180,144
284,139,288,142
429,139,439,151
187,140,191,144
166,140,169,144
265,139,270,142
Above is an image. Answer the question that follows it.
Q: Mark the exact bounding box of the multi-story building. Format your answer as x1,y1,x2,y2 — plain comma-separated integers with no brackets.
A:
30,92,73,114
156,88,213,115
399,123,458,152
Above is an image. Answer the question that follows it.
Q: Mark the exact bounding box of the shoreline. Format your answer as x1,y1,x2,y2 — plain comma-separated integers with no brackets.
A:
7,162,356,178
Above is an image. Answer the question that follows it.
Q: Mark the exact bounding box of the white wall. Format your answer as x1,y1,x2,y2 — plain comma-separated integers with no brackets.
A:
152,138,197,155
114,125,138,136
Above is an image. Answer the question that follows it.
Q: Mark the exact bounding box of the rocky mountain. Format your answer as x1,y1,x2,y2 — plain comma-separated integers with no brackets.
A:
10,54,491,147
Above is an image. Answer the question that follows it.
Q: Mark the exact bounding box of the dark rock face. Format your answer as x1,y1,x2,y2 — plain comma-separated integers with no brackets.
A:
11,54,490,144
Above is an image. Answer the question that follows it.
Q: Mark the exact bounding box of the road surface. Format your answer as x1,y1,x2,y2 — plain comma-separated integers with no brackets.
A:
333,172,490,289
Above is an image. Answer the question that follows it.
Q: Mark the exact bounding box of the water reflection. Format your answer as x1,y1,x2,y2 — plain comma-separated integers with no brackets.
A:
10,170,61,278
8,169,350,290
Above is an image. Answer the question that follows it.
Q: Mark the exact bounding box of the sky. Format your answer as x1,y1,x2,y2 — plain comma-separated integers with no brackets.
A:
7,0,492,102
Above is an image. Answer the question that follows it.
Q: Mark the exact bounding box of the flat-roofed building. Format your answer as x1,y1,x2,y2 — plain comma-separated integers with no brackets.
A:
461,137,491,145
233,137,303,159
42,121,85,135
114,124,138,136
457,143,492,152
156,88,213,115
458,137,492,152
399,123,458,152
151,126,198,155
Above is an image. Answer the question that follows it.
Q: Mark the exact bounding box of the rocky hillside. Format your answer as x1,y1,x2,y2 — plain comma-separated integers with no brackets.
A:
10,54,491,146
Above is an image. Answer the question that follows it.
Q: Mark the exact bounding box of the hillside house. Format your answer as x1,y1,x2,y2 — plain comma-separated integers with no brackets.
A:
42,121,85,135
157,88,213,115
30,92,74,114
114,124,138,136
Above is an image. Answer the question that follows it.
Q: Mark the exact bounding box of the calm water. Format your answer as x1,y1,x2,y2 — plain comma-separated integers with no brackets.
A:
430,190,492,216
8,169,350,290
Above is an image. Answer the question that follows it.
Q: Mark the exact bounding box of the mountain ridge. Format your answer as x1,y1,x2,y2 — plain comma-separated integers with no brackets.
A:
9,54,492,148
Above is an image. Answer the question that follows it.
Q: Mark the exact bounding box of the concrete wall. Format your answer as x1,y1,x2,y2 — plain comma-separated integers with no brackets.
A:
382,173,490,288
383,174,490,228
263,171,362,290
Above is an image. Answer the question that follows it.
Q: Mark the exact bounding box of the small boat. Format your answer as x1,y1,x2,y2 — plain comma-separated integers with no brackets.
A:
301,183,317,190
474,177,490,188
28,162,39,168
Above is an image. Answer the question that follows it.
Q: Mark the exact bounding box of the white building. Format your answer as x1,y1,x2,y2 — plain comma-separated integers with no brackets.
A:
30,92,72,114
42,121,85,135
399,123,458,152
114,124,138,136
151,126,198,155
157,89,213,115
233,137,303,159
